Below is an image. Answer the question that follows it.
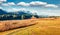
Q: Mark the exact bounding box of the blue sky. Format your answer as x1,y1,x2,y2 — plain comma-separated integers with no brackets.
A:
0,0,60,16
7,0,60,4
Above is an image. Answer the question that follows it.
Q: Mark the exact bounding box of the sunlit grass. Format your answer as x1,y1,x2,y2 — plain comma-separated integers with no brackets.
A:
0,18,60,35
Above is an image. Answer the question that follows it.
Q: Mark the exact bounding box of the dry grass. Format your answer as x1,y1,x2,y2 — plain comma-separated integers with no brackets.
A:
0,18,60,35
0,19,37,31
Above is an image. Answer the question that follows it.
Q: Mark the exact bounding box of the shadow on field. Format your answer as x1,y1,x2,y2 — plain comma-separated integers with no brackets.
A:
0,22,36,32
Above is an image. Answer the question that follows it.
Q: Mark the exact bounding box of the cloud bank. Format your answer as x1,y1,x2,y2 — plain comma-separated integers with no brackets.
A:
0,0,6,2
17,1,58,8
0,0,6,4
0,0,58,8
7,8,27,12
1,2,15,6
17,2,30,6
45,4,58,8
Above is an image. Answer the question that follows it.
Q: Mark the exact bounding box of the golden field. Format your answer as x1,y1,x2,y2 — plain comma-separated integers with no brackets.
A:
0,18,60,35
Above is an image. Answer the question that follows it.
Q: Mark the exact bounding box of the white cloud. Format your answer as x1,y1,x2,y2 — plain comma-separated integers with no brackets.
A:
11,8,26,12
0,7,3,9
0,2,2,4
17,2,30,6
29,10,37,14
7,8,27,12
17,1,47,6
0,0,7,4
30,1,47,6
1,3,9,6
36,10,60,16
1,2,15,6
0,0,6,2
45,4,58,8
8,2,15,5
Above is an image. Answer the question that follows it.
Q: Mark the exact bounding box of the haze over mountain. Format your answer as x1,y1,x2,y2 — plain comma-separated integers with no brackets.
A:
0,9,33,15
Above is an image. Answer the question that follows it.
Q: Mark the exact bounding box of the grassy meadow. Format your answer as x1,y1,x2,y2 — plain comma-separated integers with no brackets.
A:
0,18,60,35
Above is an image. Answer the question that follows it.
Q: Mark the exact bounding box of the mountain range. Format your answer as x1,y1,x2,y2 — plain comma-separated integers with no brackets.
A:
0,9,33,15
0,9,48,20
0,9,34,20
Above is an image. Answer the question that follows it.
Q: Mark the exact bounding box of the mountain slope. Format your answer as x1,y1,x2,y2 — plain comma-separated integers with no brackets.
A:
0,9,7,14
